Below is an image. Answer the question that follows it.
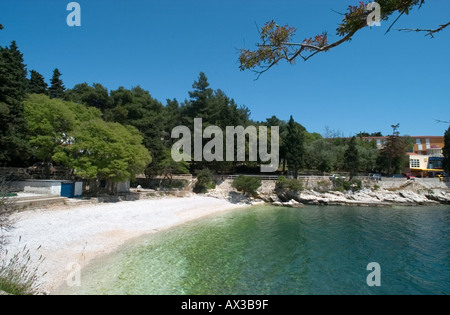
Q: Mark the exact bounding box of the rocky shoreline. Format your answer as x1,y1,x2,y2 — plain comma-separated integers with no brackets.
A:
280,188,450,207
207,179,450,208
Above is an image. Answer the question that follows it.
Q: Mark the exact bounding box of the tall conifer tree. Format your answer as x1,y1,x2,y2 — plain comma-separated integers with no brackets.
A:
344,136,359,179
285,116,305,179
0,41,30,165
184,72,212,123
28,70,48,94
48,68,65,99
443,126,450,175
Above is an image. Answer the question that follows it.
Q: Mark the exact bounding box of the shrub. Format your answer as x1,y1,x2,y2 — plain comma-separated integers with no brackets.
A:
161,180,186,190
275,176,304,192
231,176,262,197
332,177,345,191
348,179,363,192
274,176,304,202
315,180,332,192
333,178,363,192
194,169,215,193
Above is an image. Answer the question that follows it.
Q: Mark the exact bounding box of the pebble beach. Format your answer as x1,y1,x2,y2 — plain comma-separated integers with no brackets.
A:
2,195,244,294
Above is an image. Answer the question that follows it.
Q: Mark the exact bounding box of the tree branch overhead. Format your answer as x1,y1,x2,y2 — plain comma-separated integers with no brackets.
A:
239,0,446,78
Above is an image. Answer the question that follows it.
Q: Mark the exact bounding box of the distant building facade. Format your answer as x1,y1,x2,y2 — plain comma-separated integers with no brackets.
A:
363,135,445,177
364,136,444,155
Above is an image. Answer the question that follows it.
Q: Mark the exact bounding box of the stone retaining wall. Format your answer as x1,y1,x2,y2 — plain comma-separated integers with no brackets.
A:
376,178,449,190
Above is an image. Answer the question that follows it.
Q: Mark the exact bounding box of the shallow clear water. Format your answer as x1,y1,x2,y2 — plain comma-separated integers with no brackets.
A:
61,205,450,295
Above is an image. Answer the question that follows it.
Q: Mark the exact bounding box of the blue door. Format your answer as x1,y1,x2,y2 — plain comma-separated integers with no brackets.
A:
61,182,75,198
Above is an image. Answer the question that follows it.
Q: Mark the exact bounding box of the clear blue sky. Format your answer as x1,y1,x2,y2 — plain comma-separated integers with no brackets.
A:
1,0,449,136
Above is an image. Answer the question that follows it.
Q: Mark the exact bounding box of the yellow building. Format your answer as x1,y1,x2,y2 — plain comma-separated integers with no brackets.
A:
408,154,444,177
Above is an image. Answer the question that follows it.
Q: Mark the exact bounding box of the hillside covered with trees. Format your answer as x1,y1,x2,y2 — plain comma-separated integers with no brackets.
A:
0,41,416,192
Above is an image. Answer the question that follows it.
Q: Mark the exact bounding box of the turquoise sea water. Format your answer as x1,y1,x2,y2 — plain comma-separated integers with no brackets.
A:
60,205,450,295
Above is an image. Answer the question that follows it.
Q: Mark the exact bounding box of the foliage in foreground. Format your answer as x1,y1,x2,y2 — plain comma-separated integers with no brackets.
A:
0,179,44,295
0,243,46,295
0,177,15,250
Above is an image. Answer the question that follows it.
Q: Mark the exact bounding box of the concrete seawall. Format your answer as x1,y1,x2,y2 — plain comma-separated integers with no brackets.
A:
10,195,68,212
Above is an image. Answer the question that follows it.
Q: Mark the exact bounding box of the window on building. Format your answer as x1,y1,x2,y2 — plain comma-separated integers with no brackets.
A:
416,138,422,151
410,159,420,168
376,139,382,147
429,158,443,169
427,148,442,157
426,138,431,149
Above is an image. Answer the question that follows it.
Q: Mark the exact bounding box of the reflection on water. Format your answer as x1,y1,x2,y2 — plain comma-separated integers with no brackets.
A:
60,205,450,295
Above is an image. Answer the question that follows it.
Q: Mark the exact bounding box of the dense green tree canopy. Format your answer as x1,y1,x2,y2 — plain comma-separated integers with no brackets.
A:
0,40,423,178
58,119,151,183
106,86,166,175
24,94,151,187
65,82,112,112
24,94,78,164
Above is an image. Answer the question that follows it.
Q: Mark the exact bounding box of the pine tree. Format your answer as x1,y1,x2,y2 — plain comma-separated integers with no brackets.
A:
285,116,305,179
344,136,359,179
0,41,30,165
184,72,212,123
28,70,48,94
443,126,450,175
0,41,27,100
48,68,65,99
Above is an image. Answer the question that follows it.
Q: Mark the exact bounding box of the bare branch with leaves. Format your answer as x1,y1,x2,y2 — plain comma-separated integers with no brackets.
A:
394,21,450,38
